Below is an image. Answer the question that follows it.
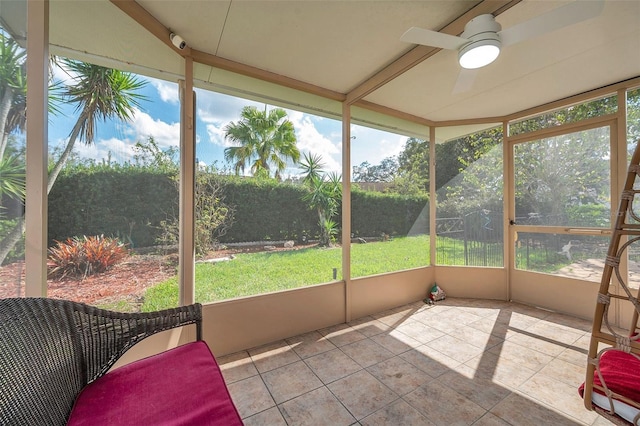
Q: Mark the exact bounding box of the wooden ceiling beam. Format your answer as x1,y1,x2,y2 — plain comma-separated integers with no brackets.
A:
190,50,345,102
345,0,522,105
110,0,191,56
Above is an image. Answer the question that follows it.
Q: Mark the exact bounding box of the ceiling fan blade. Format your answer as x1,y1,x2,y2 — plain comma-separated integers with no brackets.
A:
452,69,478,95
499,0,605,47
400,27,468,50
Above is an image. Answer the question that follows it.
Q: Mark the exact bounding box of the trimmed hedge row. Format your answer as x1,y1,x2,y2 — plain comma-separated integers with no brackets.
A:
48,169,176,248
47,169,429,247
219,177,317,243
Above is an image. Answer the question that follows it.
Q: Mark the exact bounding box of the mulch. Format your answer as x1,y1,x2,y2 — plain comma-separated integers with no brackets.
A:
0,254,177,305
0,242,320,306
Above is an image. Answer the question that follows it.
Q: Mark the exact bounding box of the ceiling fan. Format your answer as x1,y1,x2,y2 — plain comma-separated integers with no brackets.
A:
401,0,605,71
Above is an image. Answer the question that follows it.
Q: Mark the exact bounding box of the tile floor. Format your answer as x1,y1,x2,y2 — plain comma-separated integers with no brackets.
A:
217,298,615,426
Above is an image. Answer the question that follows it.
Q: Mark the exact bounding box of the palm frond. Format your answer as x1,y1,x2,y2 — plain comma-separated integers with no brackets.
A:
0,153,25,201
60,59,147,144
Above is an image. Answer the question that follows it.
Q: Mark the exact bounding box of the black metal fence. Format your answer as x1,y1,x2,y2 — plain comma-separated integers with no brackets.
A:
436,210,504,267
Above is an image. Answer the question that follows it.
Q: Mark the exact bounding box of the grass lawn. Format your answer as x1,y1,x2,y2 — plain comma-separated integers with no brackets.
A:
141,234,571,312
142,235,430,311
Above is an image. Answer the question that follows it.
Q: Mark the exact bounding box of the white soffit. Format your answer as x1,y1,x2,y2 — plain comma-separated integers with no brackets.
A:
137,0,230,57
193,62,343,118
49,0,184,81
194,63,429,139
351,106,429,140
0,0,26,43
435,123,501,144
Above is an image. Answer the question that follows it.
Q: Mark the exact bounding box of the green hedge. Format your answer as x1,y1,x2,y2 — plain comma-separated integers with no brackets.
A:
48,168,176,247
220,177,317,243
350,190,428,237
47,169,429,247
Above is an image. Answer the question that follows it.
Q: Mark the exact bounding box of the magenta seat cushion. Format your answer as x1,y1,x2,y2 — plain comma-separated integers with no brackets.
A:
579,349,640,404
67,341,243,425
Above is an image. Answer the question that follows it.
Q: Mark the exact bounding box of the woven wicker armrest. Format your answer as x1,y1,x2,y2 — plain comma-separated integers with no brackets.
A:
70,300,203,381
0,297,202,426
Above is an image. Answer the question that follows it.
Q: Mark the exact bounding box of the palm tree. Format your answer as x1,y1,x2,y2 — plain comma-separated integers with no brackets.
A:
47,59,146,193
0,58,147,265
0,32,27,265
0,32,26,159
299,153,342,246
224,106,299,180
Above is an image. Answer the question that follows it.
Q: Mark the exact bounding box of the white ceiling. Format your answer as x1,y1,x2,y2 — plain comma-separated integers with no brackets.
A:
369,0,640,121
13,0,640,139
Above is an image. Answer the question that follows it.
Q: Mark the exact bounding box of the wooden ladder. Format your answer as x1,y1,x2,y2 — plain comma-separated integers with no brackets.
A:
583,141,640,425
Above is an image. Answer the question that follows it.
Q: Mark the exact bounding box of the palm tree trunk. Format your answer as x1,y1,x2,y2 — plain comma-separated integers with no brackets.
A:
0,133,9,160
0,87,14,159
47,121,81,194
0,215,24,266
0,122,81,265
317,210,327,246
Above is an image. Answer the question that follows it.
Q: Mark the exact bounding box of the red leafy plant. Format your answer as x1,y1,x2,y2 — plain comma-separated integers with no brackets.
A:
48,235,129,279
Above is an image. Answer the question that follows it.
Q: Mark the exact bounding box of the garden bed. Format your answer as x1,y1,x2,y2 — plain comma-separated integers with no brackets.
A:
0,242,320,309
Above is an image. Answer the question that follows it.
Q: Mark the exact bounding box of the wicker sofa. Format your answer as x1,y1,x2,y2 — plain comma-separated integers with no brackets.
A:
0,297,243,425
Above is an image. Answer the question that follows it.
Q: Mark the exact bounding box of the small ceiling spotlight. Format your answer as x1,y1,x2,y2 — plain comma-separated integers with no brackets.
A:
170,33,186,50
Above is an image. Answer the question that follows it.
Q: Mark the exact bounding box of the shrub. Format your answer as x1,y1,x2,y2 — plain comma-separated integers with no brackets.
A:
48,235,129,279
157,171,235,257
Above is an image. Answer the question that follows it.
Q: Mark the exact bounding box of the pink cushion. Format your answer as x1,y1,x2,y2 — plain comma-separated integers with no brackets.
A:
579,349,640,403
68,341,242,425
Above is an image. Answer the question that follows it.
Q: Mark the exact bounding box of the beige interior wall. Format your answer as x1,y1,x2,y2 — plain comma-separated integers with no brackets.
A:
110,264,612,366
350,267,434,320
510,269,600,320
435,266,507,300
112,270,434,363
202,282,345,356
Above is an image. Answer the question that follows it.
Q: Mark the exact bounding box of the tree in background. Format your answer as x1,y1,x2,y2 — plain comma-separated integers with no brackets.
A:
300,153,341,246
513,129,610,226
435,127,503,216
0,32,26,213
0,55,147,265
224,106,299,180
352,157,398,183
393,138,428,195
352,138,429,196
0,153,23,217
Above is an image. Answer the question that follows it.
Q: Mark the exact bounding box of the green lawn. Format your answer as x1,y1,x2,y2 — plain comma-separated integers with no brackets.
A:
141,234,571,312
142,235,430,311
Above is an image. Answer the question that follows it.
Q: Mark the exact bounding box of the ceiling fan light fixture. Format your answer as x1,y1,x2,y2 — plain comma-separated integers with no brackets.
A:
458,38,501,69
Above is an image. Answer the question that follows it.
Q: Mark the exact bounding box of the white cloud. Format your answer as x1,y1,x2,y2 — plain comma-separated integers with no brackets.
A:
287,110,341,173
150,79,179,104
205,123,231,148
121,108,180,150
195,89,263,124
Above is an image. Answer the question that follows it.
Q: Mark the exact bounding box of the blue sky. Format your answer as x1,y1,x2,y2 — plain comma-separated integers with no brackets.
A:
48,72,410,179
